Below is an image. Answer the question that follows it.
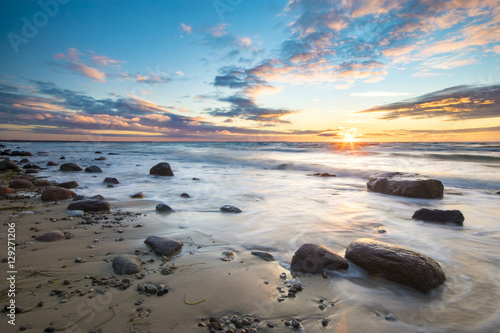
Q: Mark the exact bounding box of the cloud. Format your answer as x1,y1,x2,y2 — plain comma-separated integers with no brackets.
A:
357,83,500,120
351,92,413,97
53,48,107,82
207,23,228,37
180,23,192,35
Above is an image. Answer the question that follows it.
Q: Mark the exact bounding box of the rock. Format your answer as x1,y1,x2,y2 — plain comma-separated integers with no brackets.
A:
220,205,242,213
9,179,34,189
112,255,142,275
41,186,77,201
103,177,119,185
251,251,275,261
291,244,348,274
25,169,39,174
221,250,236,261
60,163,83,172
313,172,336,177
57,181,79,189
156,203,174,212
36,231,66,242
60,156,65,159
493,190,500,195
11,151,32,156
0,159,20,170
0,187,15,195
33,179,53,187
344,238,446,293
149,162,174,176
23,162,40,169
412,208,465,226
95,156,106,161
47,161,59,166
144,284,158,294
131,192,145,199
67,200,110,212
144,236,183,256
180,193,191,198
367,172,444,199
85,165,102,173
20,158,30,163
95,151,102,154
277,163,293,170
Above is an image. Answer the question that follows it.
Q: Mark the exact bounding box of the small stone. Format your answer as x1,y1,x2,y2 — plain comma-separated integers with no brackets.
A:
75,258,84,263
131,192,145,199
221,250,236,261
44,327,56,332
180,193,191,198
322,319,330,327
220,205,242,213
156,203,174,212
280,273,286,279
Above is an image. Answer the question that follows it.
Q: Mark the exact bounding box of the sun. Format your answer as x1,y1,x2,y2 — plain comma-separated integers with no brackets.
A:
343,133,355,143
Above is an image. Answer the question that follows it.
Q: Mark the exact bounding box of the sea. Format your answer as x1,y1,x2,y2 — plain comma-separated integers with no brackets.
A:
4,141,500,332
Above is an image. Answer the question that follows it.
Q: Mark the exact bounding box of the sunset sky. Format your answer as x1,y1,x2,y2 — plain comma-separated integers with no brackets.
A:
0,0,499,142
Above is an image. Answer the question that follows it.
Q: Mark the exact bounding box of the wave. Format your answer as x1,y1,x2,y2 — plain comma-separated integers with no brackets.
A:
390,152,500,163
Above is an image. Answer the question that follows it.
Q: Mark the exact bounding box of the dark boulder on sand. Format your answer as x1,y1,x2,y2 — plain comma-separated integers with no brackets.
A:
0,159,20,171
144,236,183,256
220,205,242,213
57,181,78,189
291,243,348,274
149,162,174,176
85,165,102,173
367,172,444,199
412,208,464,226
9,179,34,189
251,251,275,261
41,186,77,201
345,238,446,293
103,177,119,185
60,163,83,172
35,230,65,242
112,255,143,275
68,200,110,212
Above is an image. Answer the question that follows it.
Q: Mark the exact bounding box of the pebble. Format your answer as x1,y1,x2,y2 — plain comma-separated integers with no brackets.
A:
45,327,55,332
221,250,236,261
280,273,286,279
74,258,85,263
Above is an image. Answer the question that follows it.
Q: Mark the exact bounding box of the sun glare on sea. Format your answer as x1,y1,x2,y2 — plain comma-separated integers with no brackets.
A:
343,133,355,143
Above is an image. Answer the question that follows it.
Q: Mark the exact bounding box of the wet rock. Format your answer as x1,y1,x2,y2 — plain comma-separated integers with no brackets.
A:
144,236,183,256
20,158,31,163
0,159,20,170
35,230,66,242
149,162,174,176
57,181,78,189
9,179,34,189
33,179,53,187
221,250,236,261
47,161,59,166
131,192,145,199
156,203,174,212
412,208,465,226
41,186,77,201
493,190,500,195
85,165,102,173
95,156,106,161
67,200,110,212
180,193,191,198
0,187,15,195
60,163,83,172
313,172,336,177
23,162,40,169
291,243,348,274
220,205,242,213
251,251,275,261
112,255,143,275
345,238,446,293
103,177,119,185
25,169,39,174
367,172,444,199
11,150,32,156
277,163,293,170
144,284,158,294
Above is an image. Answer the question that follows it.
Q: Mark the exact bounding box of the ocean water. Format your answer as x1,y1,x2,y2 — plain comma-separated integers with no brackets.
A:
5,141,500,332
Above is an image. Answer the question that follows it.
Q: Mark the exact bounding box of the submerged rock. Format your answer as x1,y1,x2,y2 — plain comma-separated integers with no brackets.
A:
103,177,119,185
9,179,34,189
85,165,102,173
367,172,444,199
412,208,465,226
291,243,348,274
277,163,293,170
36,230,65,242
345,238,446,293
131,192,145,199
47,161,59,166
23,162,40,169
180,193,191,198
60,163,83,172
149,162,174,176
220,205,242,213
144,236,183,256
251,251,275,261
41,186,77,201
112,255,142,275
67,200,110,212
156,203,174,212
313,172,336,177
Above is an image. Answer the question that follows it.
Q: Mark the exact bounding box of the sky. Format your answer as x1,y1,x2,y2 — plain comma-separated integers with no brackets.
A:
0,0,499,142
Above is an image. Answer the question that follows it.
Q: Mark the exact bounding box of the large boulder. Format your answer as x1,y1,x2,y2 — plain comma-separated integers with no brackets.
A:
367,172,444,199
41,186,77,201
0,159,21,171
144,236,183,256
149,162,174,176
112,255,142,275
60,163,83,172
345,238,446,293
67,200,110,212
9,179,34,189
35,230,66,242
291,243,348,274
412,208,464,226
85,165,102,173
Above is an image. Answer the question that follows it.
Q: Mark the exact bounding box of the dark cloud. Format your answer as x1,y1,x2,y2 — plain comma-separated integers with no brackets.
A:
357,84,500,120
